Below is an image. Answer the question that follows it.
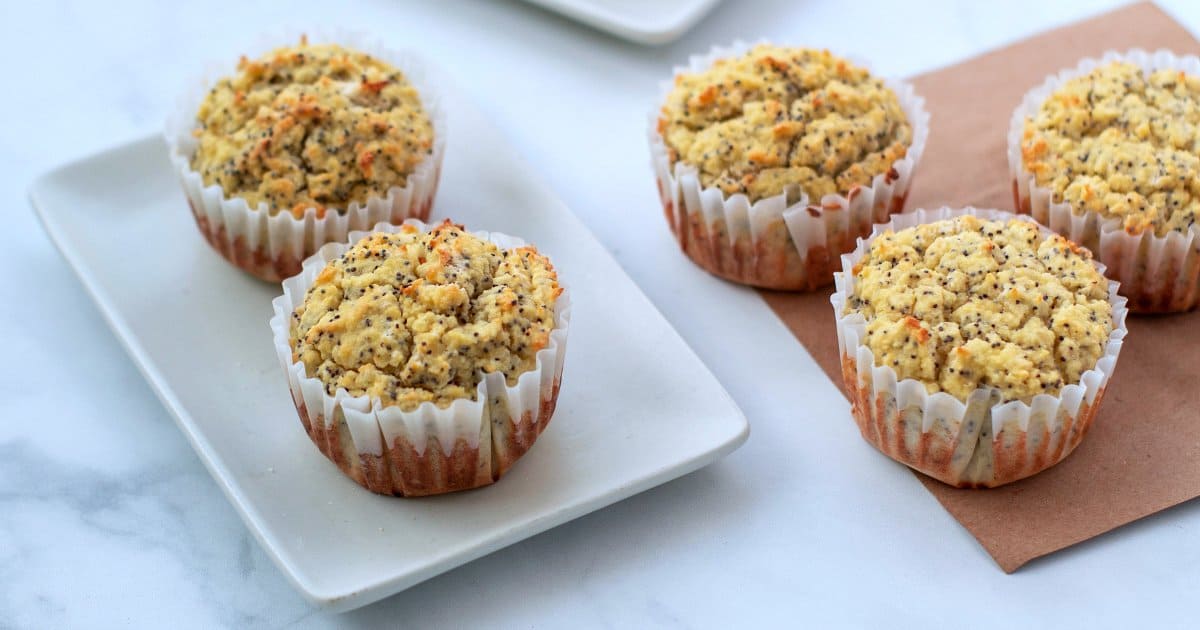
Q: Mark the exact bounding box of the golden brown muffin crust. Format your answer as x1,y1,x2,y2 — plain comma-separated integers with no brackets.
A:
1022,61,1200,237
289,221,562,411
658,45,912,204
845,216,1112,404
192,39,434,218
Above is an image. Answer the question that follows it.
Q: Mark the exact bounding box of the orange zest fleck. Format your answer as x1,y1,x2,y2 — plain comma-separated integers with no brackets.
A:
361,78,389,93
759,55,789,72
903,316,930,343
358,150,376,177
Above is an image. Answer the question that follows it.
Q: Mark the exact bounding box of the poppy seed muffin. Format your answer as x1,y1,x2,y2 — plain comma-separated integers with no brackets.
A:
846,215,1113,404
290,221,561,409
650,43,926,291
169,34,444,283
832,209,1127,488
1011,52,1200,312
273,220,570,496
1021,61,1200,237
193,39,433,219
659,45,912,205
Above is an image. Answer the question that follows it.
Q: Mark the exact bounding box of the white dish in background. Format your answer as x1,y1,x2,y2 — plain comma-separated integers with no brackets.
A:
521,0,721,45
29,86,747,611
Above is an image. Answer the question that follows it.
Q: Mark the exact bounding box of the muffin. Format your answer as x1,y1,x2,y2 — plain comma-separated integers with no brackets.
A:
167,34,445,282
831,208,1128,487
650,42,928,291
1010,50,1200,312
269,219,570,496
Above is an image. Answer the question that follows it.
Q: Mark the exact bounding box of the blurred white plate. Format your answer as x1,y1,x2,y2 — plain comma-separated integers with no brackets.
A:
521,0,721,44
29,84,747,611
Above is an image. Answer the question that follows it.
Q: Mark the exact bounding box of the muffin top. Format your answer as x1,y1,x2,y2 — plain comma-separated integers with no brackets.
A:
844,215,1113,404
289,221,562,411
191,38,434,218
658,45,912,204
1022,61,1200,237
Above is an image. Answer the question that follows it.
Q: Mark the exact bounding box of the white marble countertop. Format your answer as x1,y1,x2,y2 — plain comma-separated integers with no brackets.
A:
4,0,1199,627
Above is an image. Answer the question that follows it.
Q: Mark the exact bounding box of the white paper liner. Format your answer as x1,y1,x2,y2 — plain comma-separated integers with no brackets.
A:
269,219,571,496
165,29,447,283
830,207,1129,488
1008,48,1200,312
649,40,930,291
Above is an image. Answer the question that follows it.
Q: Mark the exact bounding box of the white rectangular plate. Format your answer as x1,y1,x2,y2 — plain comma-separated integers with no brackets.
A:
520,0,721,45
29,92,747,611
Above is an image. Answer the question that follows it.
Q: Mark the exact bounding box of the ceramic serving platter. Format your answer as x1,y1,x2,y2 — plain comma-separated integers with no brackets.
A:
29,88,747,611
521,0,721,45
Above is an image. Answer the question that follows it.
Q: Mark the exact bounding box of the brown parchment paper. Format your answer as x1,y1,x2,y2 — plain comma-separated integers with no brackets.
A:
760,1,1200,572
